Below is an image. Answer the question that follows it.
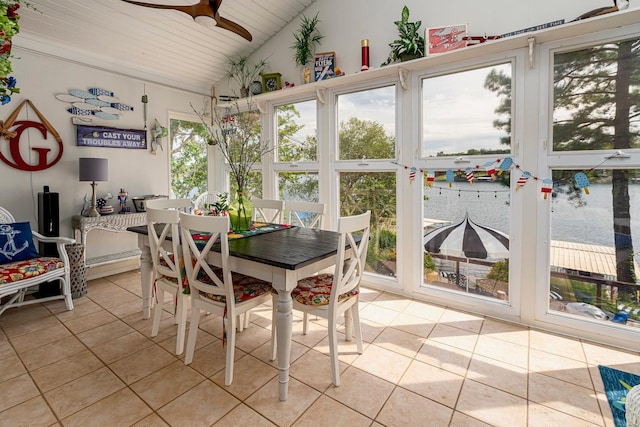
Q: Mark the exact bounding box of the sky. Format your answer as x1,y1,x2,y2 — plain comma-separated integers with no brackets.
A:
281,63,510,157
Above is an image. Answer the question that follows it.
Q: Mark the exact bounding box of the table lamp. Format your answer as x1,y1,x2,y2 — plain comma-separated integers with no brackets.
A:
79,157,108,217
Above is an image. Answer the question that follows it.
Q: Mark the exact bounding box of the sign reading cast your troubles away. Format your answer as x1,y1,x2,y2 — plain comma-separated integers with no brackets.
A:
76,125,147,149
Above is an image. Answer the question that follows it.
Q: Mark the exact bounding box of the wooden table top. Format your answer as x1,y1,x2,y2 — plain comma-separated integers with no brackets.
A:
128,225,343,270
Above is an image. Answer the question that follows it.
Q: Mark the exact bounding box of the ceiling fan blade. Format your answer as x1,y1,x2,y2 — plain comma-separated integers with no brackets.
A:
121,0,213,19
121,0,251,41
215,15,252,42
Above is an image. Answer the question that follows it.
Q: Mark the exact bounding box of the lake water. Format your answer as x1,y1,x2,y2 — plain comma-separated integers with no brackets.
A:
423,181,640,249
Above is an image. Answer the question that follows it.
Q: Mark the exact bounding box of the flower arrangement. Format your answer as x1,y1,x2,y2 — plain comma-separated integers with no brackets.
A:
0,1,25,104
193,99,272,230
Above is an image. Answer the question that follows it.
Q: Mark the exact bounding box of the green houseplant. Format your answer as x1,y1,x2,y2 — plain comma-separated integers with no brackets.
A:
225,55,269,98
291,12,323,83
381,5,425,66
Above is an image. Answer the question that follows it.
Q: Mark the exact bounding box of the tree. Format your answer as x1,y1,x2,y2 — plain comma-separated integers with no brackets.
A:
170,119,208,199
485,37,640,289
338,117,397,275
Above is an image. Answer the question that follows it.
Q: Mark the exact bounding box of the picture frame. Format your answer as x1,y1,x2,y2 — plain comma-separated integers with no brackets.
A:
261,72,282,92
313,51,335,81
426,24,468,55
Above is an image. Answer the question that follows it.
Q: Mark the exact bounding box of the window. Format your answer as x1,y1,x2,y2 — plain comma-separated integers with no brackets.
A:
421,63,512,158
337,86,396,160
552,38,640,152
422,170,511,301
340,172,397,277
169,117,208,201
548,37,640,328
276,100,317,162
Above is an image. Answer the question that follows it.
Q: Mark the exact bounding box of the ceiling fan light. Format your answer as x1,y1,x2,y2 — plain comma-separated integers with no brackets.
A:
194,15,216,28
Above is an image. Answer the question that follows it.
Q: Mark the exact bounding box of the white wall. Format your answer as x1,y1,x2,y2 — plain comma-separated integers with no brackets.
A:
217,0,631,94
0,48,206,261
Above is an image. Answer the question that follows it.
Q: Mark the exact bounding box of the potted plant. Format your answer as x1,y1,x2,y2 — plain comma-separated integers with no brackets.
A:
291,12,323,83
224,55,269,98
381,5,425,66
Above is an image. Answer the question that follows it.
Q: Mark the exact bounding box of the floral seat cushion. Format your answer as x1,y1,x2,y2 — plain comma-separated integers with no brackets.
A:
199,266,271,303
0,257,64,284
292,273,359,306
158,255,188,289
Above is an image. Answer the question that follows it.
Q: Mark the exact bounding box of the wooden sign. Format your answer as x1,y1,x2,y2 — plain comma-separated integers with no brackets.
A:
314,51,335,81
76,125,147,149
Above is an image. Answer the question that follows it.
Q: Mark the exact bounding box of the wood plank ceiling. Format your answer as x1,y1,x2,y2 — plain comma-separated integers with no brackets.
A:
14,0,316,95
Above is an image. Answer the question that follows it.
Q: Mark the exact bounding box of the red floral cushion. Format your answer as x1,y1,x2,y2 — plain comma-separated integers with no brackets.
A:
292,273,359,306
0,257,64,284
198,267,271,303
158,254,189,289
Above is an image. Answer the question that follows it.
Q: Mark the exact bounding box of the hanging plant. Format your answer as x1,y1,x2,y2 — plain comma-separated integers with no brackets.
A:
0,1,28,105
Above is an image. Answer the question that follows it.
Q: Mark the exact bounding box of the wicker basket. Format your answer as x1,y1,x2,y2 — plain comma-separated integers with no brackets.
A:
65,243,87,298
628,385,640,427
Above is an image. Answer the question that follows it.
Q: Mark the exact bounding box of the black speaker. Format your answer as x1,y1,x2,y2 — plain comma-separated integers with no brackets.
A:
37,186,61,297
38,186,59,256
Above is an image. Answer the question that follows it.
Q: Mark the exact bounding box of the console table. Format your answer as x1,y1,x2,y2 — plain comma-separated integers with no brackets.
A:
71,213,147,268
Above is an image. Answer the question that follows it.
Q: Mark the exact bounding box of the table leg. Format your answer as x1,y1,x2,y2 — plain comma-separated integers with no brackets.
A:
276,288,293,402
139,236,153,319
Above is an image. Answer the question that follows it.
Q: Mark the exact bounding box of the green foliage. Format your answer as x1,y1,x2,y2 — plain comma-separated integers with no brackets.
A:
485,37,640,286
424,252,436,272
337,116,397,274
381,5,425,66
224,55,268,91
487,259,509,282
193,101,271,196
276,104,317,162
483,68,512,147
291,12,323,67
0,1,27,104
338,117,395,160
169,119,209,200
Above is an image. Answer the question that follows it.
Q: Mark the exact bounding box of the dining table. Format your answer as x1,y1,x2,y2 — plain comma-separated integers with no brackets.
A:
127,223,344,401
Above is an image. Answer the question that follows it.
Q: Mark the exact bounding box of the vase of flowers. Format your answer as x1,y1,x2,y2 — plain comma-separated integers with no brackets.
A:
194,99,271,231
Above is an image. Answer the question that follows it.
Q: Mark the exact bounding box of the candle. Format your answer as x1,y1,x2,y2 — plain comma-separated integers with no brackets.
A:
361,39,370,71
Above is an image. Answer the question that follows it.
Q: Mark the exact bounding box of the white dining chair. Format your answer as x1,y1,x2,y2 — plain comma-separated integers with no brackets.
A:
179,212,272,385
270,210,371,386
252,198,284,224
146,203,191,355
146,198,193,212
285,200,326,229
194,190,228,212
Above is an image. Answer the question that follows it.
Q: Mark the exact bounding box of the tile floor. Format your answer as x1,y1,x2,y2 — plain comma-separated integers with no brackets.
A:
1,270,640,427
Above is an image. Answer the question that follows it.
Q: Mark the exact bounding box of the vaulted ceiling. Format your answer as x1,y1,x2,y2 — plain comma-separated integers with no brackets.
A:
15,0,317,95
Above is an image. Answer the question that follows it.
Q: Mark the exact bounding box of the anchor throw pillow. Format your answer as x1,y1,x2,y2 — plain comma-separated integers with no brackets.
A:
0,222,40,264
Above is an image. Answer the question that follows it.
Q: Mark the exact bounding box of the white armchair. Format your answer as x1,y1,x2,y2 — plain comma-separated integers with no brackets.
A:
0,207,75,315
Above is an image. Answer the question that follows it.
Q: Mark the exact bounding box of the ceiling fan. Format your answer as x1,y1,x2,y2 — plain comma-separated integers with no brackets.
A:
121,0,252,41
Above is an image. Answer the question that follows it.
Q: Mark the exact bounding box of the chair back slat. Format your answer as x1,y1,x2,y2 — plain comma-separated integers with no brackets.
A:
194,191,228,211
145,198,192,212
285,200,325,229
146,207,182,282
252,199,284,224
179,213,233,302
331,211,371,302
